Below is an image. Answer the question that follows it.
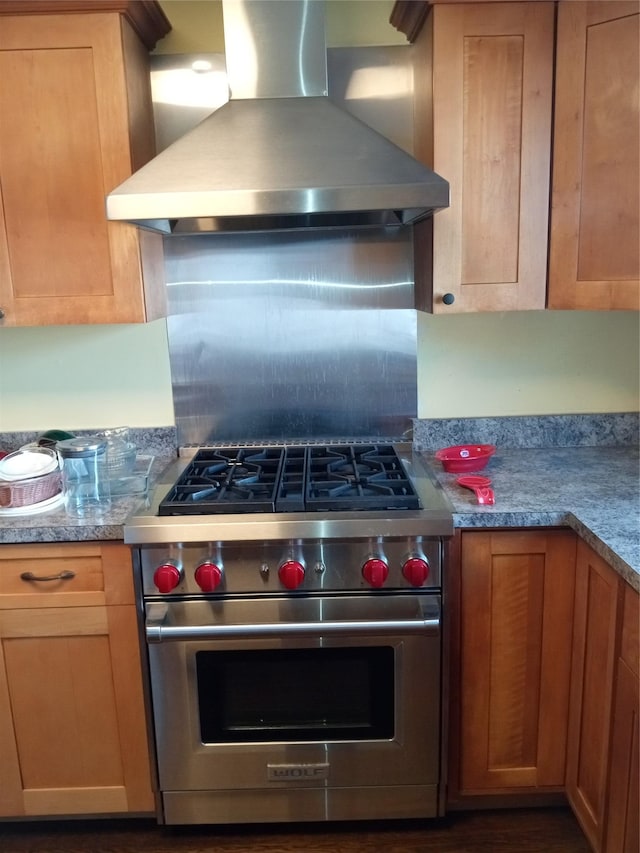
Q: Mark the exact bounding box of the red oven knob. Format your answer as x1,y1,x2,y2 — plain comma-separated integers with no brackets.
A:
194,561,223,592
153,563,182,593
402,557,430,587
278,560,305,590
362,558,389,588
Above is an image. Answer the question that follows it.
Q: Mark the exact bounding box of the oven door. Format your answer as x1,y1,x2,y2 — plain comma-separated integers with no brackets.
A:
144,593,441,823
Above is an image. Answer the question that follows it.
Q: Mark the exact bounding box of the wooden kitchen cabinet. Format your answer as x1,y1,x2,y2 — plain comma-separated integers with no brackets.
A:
567,541,640,853
403,0,639,313
604,583,639,853
566,541,624,851
548,2,640,311
0,542,154,818
0,1,170,326
448,529,577,799
412,3,555,312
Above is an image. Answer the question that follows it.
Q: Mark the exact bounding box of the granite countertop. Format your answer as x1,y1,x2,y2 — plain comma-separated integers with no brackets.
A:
0,452,178,544
424,446,639,592
0,440,638,592
0,426,177,545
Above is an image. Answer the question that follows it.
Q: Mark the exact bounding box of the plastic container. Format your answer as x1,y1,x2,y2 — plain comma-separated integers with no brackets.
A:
37,429,76,449
434,444,496,473
0,446,59,481
57,437,111,518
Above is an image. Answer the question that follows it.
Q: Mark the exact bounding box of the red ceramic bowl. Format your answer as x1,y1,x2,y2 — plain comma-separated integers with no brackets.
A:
434,444,496,473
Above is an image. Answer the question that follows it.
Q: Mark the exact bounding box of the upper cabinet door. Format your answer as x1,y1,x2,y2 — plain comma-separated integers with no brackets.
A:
415,3,554,313
548,1,640,311
0,10,167,326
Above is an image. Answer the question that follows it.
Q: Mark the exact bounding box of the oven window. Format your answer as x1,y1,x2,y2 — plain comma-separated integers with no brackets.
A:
196,646,394,743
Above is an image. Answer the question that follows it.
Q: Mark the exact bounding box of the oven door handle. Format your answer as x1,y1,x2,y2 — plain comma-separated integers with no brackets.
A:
145,614,440,643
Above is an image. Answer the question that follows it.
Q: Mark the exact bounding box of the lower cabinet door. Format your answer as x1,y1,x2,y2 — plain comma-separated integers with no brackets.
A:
566,541,621,850
604,581,640,853
604,658,639,853
452,530,576,796
0,543,154,817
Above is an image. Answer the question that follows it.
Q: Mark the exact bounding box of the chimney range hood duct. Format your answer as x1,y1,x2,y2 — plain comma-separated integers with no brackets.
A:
106,0,449,235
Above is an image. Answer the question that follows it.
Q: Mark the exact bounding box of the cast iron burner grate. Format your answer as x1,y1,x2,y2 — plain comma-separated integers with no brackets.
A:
158,445,420,515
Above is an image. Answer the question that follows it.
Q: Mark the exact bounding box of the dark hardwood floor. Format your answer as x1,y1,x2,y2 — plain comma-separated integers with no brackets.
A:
0,809,590,853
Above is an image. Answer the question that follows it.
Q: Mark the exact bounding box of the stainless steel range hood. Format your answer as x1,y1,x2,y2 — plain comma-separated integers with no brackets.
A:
106,0,449,235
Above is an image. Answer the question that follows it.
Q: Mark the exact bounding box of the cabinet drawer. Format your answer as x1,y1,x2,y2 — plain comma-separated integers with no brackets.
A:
0,543,134,608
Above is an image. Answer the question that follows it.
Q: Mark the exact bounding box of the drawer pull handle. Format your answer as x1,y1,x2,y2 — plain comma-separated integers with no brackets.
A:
20,570,76,582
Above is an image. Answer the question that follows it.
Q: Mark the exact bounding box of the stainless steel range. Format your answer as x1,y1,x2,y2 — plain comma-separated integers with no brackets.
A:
126,442,452,826
115,0,454,828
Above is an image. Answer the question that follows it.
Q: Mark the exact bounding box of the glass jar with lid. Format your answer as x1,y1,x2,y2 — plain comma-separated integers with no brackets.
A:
57,437,111,518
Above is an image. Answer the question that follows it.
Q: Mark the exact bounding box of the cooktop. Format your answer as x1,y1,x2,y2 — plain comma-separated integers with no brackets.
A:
157,444,421,516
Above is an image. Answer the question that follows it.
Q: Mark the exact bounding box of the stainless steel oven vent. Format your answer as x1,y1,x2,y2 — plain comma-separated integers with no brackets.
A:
105,0,449,235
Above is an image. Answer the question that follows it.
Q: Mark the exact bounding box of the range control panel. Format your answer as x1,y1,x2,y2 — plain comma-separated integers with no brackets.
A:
137,537,442,597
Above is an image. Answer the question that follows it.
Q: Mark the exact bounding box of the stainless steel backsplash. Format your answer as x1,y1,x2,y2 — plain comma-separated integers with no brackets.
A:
153,47,419,444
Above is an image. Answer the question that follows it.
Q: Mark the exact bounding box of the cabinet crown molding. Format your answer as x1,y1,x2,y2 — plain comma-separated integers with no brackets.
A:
0,1,171,50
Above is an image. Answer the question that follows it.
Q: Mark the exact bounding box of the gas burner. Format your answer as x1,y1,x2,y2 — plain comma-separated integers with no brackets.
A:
158,444,421,516
305,445,420,512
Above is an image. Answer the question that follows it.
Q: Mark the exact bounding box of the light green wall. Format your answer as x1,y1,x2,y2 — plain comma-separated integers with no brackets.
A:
325,0,406,47
1,309,637,431
418,311,639,418
154,1,225,54
0,1,637,432
0,322,174,432
153,0,406,54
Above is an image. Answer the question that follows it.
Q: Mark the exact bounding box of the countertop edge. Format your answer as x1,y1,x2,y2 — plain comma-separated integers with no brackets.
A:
1,446,637,594
2,509,637,593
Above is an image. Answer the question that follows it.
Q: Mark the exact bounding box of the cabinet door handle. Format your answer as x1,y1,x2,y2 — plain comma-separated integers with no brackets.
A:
20,570,76,582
